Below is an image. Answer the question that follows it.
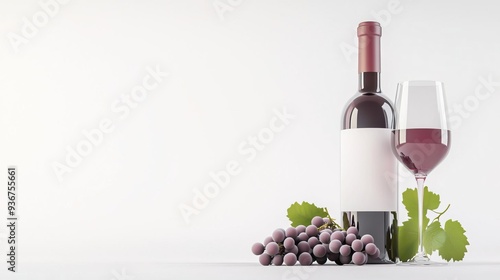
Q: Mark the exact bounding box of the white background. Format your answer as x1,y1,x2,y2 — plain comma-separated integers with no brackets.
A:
0,0,499,272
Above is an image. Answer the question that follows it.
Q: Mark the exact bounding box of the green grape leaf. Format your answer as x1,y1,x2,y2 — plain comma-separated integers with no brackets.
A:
402,186,441,221
287,202,328,227
438,220,469,262
423,221,446,255
398,218,418,262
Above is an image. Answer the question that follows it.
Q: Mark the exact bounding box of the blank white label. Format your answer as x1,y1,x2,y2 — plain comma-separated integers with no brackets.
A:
340,128,398,211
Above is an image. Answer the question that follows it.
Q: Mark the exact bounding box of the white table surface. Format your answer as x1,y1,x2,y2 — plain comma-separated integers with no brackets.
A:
2,262,500,280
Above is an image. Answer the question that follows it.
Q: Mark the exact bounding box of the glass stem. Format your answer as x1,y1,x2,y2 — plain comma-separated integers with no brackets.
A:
416,175,426,257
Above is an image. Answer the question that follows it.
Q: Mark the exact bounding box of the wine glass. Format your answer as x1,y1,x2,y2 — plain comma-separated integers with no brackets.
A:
392,81,451,265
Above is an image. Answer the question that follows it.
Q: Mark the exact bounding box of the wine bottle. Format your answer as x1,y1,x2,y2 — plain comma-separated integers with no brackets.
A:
340,21,398,263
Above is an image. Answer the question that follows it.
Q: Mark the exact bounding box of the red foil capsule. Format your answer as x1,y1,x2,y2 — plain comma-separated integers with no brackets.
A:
357,21,381,73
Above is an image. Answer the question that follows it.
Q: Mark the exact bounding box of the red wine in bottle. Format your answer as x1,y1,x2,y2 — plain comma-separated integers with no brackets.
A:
393,128,451,175
340,21,398,263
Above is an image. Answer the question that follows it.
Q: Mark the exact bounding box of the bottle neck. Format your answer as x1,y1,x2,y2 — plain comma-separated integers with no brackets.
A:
358,72,381,93
357,21,381,94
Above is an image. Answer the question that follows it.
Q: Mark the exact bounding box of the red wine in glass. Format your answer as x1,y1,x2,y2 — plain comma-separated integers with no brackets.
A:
393,80,451,265
393,128,451,176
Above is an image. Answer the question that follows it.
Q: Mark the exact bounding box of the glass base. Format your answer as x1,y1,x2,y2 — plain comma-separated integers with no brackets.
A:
398,253,447,266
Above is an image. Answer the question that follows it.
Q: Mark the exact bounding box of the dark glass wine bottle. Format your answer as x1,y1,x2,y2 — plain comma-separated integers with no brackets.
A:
340,21,398,263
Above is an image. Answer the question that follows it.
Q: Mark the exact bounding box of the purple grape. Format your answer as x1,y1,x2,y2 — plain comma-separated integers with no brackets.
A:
251,242,265,255
284,253,297,266
346,226,359,236
365,243,378,255
329,239,342,253
340,244,351,256
327,252,339,262
351,239,364,252
313,244,327,258
345,233,357,245
319,231,331,244
339,254,351,264
306,225,318,237
285,227,298,239
263,236,273,246
361,234,374,245
297,232,309,242
331,231,345,243
352,252,366,265
316,255,327,265
307,236,319,248
297,241,310,254
311,216,325,227
289,245,299,255
323,243,331,253
273,255,283,266
298,252,313,265
296,225,306,234
259,254,272,266
283,237,295,250
272,229,285,243
323,217,331,225
342,231,347,237
372,248,380,258
321,228,333,234
265,242,279,256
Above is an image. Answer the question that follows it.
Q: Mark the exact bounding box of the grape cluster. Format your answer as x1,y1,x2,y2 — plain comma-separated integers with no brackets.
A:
251,216,380,266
